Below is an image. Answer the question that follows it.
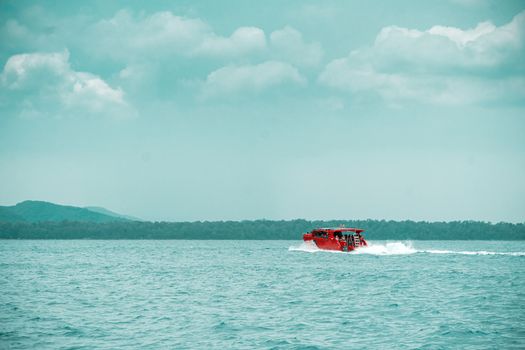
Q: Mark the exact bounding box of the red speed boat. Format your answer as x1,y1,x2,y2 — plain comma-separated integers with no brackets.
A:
303,227,368,252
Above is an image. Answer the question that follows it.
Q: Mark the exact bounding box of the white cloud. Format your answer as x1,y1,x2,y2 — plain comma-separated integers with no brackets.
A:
319,11,525,105
195,26,266,57
202,61,306,98
1,9,322,103
1,50,133,118
88,10,266,61
427,21,496,47
270,26,324,67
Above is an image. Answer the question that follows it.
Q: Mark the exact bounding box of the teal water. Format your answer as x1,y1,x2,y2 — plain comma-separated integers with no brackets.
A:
1,240,524,349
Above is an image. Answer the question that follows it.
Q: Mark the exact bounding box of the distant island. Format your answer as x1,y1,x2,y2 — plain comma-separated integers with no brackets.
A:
0,201,523,240
0,200,136,223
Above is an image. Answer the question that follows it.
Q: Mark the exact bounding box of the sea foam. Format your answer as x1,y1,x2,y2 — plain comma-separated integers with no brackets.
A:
288,241,416,255
289,241,525,256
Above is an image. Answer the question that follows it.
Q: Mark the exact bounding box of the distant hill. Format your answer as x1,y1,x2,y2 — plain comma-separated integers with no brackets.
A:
0,201,132,223
1,202,523,240
84,206,142,221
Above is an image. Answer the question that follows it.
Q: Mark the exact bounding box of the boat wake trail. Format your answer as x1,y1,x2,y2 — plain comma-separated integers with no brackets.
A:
422,249,525,256
288,241,416,255
288,241,327,253
288,242,525,256
354,242,417,255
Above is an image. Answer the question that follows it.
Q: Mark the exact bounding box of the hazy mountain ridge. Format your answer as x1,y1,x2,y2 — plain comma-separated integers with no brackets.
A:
0,201,131,223
84,206,142,222
0,201,524,240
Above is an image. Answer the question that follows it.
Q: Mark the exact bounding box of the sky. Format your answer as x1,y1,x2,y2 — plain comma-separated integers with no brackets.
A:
0,0,524,223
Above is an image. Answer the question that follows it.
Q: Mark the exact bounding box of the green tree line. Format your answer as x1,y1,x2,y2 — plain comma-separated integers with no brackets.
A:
0,219,524,240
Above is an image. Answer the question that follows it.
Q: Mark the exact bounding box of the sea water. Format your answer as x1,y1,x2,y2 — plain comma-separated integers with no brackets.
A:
0,240,524,349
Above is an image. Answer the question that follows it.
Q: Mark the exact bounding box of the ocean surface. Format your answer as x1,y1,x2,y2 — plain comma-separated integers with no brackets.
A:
1,240,524,349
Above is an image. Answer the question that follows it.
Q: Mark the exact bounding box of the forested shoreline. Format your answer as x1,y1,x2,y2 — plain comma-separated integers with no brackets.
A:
0,219,524,240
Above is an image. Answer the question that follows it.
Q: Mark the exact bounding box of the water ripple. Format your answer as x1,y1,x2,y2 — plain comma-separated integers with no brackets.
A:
1,240,524,349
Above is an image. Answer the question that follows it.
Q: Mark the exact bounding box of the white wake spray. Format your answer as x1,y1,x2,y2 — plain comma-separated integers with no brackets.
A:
288,241,416,255
422,249,525,256
353,242,417,255
288,241,525,256
288,241,332,253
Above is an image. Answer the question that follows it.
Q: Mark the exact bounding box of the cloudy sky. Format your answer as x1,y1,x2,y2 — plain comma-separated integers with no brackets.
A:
1,0,524,222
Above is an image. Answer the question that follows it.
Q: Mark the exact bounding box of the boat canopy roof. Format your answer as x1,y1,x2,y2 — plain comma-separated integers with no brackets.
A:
314,227,364,233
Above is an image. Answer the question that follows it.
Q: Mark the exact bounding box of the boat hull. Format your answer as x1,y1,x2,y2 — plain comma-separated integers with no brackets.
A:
303,229,367,252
